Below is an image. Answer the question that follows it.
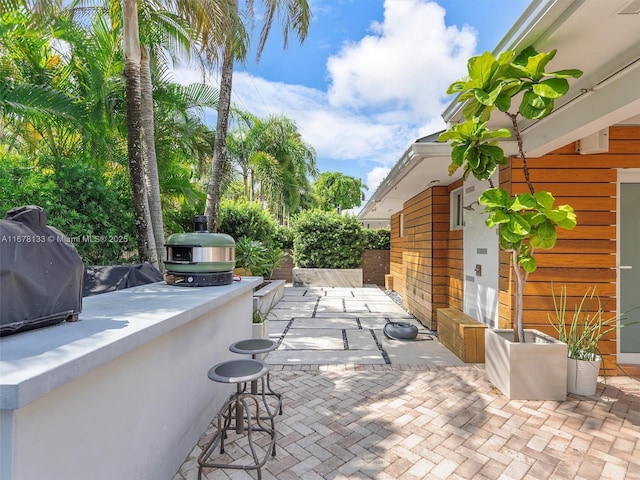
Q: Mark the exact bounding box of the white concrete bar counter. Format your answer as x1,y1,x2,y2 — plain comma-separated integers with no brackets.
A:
0,277,261,480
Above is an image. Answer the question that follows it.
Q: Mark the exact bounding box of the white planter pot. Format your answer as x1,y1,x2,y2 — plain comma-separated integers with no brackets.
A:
485,329,568,400
567,356,601,395
252,320,268,339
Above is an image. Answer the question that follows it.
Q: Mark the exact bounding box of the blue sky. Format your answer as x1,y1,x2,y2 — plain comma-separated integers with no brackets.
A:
176,0,530,201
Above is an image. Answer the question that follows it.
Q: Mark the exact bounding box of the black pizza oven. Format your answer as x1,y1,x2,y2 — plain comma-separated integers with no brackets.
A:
164,215,236,287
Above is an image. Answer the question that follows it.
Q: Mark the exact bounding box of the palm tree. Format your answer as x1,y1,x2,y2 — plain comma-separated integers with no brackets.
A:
226,114,317,220
204,0,312,232
121,0,239,266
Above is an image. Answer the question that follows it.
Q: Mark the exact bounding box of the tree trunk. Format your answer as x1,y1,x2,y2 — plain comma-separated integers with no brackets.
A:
512,249,525,343
123,0,153,263
140,45,164,269
204,45,234,232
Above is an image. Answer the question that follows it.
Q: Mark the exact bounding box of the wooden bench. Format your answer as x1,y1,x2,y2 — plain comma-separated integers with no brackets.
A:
437,308,487,363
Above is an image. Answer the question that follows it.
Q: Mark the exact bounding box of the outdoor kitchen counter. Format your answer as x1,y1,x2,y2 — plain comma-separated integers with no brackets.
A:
0,276,262,480
0,277,261,409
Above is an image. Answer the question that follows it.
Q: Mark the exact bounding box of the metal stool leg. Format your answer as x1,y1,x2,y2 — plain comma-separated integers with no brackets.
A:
198,359,276,479
198,391,276,479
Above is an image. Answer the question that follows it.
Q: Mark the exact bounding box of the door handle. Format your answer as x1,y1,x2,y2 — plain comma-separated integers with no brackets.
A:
617,265,633,269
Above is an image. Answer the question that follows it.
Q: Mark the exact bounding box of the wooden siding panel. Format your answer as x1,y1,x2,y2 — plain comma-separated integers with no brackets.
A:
497,125,639,374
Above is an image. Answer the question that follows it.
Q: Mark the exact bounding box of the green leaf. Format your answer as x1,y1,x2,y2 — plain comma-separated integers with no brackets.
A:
496,50,515,65
495,92,512,112
478,144,505,162
480,128,511,141
523,90,547,109
485,209,511,228
520,92,553,119
479,188,510,208
475,85,501,106
446,80,467,94
468,52,497,88
524,49,557,80
437,130,461,142
550,205,578,229
510,193,536,210
534,191,555,210
519,255,537,273
462,100,483,120
531,221,557,249
507,214,531,236
450,145,466,167
513,46,538,66
500,225,525,243
467,147,480,168
532,78,569,99
526,212,547,226
548,68,583,79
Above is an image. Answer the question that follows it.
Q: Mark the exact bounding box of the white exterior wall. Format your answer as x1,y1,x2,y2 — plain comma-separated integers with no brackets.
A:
0,278,261,480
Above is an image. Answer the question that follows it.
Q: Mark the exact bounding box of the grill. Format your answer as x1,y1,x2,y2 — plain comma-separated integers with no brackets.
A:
0,206,83,335
164,215,236,287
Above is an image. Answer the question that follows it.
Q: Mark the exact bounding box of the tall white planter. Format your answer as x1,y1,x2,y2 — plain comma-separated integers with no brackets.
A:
567,356,601,395
252,320,269,339
485,329,567,400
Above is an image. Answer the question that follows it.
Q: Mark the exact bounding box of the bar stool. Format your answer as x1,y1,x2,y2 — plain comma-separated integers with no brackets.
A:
198,359,276,480
229,338,283,416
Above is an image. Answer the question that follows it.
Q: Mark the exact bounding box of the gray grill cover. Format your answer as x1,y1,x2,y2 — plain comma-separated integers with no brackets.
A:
0,206,83,336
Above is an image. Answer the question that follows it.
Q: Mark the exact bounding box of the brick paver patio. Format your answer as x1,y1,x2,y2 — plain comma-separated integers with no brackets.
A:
174,287,640,480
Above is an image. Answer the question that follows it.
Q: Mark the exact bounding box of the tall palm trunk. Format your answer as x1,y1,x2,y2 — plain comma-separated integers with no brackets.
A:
140,45,165,269
204,37,234,233
123,0,155,263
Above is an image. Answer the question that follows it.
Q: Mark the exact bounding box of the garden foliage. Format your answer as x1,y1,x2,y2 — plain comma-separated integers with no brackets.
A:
218,200,278,246
0,155,135,265
291,210,365,269
362,228,390,250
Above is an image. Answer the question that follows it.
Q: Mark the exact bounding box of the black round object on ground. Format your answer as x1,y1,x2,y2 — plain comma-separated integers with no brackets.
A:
383,322,419,340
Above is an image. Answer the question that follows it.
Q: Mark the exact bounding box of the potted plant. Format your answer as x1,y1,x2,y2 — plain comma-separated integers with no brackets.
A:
439,47,582,399
549,284,638,395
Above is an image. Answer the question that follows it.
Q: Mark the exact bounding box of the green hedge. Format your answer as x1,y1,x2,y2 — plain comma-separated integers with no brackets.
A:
362,227,390,250
0,155,135,265
218,200,278,246
274,225,294,249
291,210,364,269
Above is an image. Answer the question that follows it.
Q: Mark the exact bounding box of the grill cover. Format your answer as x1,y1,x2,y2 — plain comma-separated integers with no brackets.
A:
83,263,163,297
0,206,83,336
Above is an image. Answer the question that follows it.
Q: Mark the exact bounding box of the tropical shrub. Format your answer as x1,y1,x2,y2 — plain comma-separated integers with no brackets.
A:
291,210,365,269
0,154,135,265
218,200,278,246
362,228,390,250
274,225,294,249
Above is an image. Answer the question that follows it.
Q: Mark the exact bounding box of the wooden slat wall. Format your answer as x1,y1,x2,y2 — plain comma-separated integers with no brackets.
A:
498,125,640,375
388,181,464,330
443,182,464,313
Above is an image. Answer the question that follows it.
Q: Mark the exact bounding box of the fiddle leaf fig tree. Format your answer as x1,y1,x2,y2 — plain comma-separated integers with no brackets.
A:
439,47,581,342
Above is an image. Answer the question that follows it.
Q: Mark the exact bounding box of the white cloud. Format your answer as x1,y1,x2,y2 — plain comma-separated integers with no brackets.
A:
326,0,476,123
366,166,391,191
171,0,475,187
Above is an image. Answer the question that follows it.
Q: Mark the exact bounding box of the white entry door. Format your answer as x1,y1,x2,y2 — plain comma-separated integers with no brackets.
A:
618,170,640,364
463,175,499,327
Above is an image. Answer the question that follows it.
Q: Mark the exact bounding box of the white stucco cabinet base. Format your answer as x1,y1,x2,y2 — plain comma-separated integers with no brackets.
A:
485,329,568,401
0,277,261,480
